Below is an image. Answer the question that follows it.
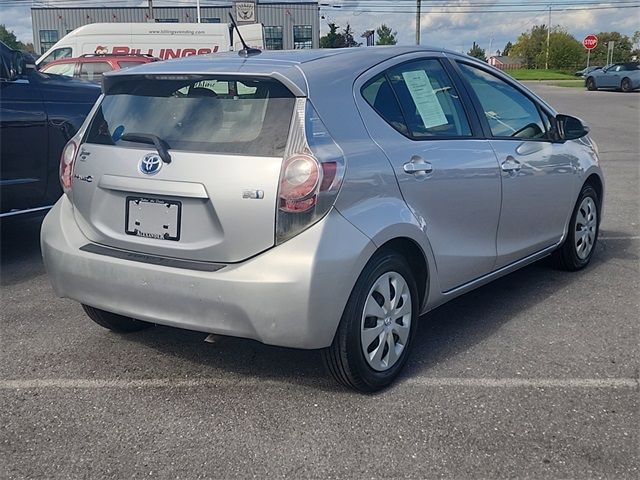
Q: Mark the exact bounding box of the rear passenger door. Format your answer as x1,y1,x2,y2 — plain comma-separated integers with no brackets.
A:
354,55,502,292
0,65,48,211
454,61,578,268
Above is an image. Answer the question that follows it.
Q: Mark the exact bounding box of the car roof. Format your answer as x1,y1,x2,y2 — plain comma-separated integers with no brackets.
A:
108,45,459,72
104,45,467,95
45,55,154,66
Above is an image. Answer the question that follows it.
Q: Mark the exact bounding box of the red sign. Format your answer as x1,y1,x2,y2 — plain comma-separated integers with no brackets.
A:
583,34,598,50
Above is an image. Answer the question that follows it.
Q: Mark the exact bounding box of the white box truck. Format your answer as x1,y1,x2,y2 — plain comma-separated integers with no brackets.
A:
36,22,264,66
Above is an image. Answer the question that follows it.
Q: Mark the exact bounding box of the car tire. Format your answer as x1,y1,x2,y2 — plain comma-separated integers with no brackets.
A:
82,304,154,332
621,77,632,93
586,77,597,91
321,250,419,392
552,184,600,271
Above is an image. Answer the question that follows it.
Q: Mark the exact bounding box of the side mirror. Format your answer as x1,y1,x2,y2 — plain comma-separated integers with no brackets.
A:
556,114,589,141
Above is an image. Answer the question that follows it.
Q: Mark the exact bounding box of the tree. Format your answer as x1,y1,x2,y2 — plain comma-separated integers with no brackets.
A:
501,41,513,57
342,23,361,48
320,23,345,48
588,32,634,65
511,25,549,68
375,24,397,45
510,25,585,69
0,24,26,51
546,29,584,69
467,41,486,62
319,22,360,48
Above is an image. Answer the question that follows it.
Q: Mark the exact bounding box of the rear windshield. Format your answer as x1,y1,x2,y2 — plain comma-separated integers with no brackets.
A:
86,76,296,156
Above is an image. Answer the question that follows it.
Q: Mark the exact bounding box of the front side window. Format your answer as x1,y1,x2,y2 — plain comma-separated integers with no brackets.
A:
362,58,472,139
457,62,547,140
86,76,295,157
79,62,113,83
39,30,60,54
293,25,313,49
265,26,284,50
43,62,76,77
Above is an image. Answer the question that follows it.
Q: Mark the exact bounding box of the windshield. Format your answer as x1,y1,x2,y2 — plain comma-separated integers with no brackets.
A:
39,47,72,67
86,76,296,157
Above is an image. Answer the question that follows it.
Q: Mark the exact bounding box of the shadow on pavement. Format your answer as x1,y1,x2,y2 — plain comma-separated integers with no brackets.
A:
120,232,637,393
0,212,47,287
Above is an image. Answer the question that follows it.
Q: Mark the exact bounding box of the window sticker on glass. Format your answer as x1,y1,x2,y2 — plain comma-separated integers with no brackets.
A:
401,70,448,129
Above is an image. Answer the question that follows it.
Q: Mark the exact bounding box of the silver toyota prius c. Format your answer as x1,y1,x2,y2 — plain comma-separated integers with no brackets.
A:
41,46,604,392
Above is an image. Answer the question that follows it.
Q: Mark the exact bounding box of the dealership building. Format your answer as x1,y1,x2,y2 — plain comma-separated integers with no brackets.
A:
31,1,320,54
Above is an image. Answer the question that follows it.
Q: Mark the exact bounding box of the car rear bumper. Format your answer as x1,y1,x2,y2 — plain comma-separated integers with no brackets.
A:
41,196,376,349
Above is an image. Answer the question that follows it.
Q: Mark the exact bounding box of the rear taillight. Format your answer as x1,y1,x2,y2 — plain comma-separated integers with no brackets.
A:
57,94,103,199
279,154,321,213
276,99,345,244
59,139,78,195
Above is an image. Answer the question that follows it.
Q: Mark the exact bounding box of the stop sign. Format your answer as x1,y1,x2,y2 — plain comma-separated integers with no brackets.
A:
583,34,598,50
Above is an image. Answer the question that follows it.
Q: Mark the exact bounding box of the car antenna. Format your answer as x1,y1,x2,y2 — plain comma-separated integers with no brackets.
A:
228,13,262,58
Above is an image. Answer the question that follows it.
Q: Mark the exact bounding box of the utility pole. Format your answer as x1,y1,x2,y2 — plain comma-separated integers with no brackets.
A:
545,4,551,69
416,0,421,45
196,0,201,23
148,0,154,21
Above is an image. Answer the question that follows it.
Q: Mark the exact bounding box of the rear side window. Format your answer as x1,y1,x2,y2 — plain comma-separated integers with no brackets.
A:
117,61,146,69
387,59,472,138
362,75,409,136
362,58,471,139
457,62,548,140
86,76,296,156
79,61,113,82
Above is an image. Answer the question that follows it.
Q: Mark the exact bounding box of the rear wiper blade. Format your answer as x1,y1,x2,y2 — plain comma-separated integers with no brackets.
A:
120,133,172,164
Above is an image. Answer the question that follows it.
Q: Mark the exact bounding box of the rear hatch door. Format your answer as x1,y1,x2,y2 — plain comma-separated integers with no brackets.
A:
71,75,296,263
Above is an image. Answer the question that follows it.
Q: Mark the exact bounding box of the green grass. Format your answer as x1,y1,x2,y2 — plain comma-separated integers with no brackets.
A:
503,69,576,81
547,80,585,88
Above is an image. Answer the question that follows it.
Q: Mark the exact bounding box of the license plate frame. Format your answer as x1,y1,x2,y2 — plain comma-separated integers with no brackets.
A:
125,196,182,241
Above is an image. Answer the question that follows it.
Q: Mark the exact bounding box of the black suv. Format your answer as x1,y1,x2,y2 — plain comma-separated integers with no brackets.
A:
0,41,100,216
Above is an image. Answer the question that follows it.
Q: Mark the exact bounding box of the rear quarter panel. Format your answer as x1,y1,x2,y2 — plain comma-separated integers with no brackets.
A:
301,56,439,312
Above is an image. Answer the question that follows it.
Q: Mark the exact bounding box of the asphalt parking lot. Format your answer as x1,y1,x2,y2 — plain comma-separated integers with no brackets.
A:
1,84,638,479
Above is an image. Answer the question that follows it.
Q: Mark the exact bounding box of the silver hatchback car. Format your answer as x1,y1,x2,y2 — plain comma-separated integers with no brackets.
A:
42,46,603,391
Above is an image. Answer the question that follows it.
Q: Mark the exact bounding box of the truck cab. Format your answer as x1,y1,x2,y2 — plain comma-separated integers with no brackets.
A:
0,41,101,216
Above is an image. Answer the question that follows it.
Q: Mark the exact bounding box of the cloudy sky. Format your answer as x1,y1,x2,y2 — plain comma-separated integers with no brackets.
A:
1,0,638,54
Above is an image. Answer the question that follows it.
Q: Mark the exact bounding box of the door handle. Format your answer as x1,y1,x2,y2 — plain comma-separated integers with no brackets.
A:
501,157,521,173
403,156,433,175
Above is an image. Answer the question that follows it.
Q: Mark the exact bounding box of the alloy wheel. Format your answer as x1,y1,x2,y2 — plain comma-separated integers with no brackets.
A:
360,271,412,372
574,196,597,260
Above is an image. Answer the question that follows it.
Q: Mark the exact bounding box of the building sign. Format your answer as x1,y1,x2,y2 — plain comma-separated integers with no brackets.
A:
235,2,256,23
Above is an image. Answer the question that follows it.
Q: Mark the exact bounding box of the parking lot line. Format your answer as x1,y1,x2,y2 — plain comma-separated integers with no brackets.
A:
0,377,636,390
599,236,640,240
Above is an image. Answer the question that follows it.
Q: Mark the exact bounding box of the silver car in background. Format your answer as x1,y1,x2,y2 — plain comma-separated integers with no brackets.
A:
41,47,604,391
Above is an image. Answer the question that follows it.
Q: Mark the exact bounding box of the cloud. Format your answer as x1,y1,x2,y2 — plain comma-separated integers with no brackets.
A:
0,6,34,44
1,0,637,52
320,0,638,53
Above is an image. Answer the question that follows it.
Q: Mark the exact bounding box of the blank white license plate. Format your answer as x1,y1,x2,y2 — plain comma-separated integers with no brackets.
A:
125,196,181,241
